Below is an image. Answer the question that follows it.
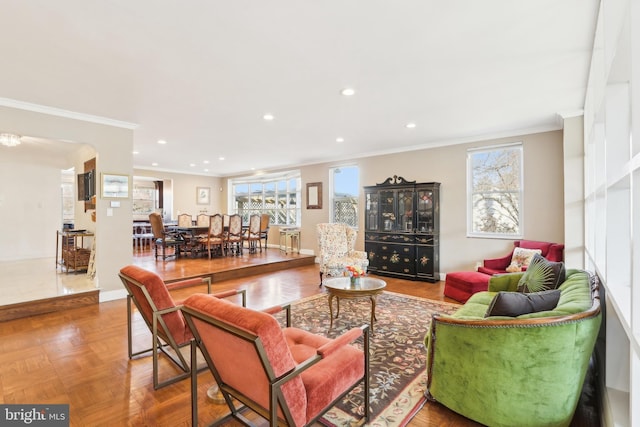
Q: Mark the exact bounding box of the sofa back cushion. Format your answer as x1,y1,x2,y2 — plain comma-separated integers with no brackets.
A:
516,253,566,292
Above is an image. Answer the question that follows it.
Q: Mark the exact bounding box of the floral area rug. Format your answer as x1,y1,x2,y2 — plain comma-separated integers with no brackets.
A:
280,291,459,427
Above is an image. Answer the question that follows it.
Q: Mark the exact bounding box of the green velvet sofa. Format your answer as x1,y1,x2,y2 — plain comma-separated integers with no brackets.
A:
425,269,601,427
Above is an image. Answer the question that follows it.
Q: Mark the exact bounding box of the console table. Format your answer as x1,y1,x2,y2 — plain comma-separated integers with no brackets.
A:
279,227,300,254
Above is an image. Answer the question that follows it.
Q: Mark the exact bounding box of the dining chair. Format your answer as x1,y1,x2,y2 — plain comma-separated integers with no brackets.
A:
197,214,225,258
181,293,370,426
196,214,210,227
178,213,193,227
118,264,246,389
243,214,262,253
259,213,271,249
149,212,185,260
226,214,243,256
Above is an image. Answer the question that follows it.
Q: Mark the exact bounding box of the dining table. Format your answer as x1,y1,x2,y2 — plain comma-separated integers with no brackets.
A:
169,225,210,258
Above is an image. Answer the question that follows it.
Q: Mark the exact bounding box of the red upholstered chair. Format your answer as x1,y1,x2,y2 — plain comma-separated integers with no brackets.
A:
181,293,370,427
478,240,565,276
118,265,246,389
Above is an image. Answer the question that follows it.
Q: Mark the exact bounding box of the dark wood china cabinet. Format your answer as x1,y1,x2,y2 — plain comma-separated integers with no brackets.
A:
364,176,440,282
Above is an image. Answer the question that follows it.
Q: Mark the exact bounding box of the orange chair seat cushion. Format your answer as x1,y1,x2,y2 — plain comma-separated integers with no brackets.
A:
283,328,364,421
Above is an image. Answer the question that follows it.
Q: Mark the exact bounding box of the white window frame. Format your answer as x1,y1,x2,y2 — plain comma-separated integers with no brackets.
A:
329,165,359,227
467,143,524,239
228,170,301,226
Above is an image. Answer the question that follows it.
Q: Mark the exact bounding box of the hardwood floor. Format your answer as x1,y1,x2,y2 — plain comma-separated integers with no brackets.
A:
0,250,599,426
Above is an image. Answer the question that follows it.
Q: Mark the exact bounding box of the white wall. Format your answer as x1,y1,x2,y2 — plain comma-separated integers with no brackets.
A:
134,169,223,221
0,150,70,260
0,105,134,297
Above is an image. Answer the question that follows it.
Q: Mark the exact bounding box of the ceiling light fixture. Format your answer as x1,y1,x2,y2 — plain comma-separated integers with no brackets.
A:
263,113,275,121
336,137,345,143
0,133,22,147
157,139,167,144
341,88,355,96
406,122,416,129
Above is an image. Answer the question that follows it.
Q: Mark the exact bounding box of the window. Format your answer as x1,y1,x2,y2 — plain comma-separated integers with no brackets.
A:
230,171,301,226
330,165,359,227
467,143,523,238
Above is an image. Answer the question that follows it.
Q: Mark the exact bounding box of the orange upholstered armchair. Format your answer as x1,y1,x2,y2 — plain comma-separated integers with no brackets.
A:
118,265,246,389
182,293,370,427
478,240,565,276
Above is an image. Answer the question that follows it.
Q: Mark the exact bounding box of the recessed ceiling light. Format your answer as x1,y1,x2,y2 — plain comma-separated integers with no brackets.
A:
157,139,167,144
151,162,158,166
132,150,139,155
203,160,210,164
341,88,355,96
336,137,345,143
219,157,225,161
204,168,209,172
189,163,196,167
263,113,275,121
406,122,416,129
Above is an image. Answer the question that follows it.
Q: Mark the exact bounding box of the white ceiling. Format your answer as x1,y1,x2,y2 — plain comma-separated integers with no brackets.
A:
0,1,599,176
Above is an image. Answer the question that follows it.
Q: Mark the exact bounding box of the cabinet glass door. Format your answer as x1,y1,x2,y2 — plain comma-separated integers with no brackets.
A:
417,189,434,233
365,192,379,231
397,189,414,232
380,190,395,231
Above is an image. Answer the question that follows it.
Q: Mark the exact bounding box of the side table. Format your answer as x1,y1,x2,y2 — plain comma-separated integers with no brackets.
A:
324,277,387,332
279,227,300,254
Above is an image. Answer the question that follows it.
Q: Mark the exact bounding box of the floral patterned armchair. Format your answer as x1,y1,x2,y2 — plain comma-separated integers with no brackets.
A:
316,223,369,285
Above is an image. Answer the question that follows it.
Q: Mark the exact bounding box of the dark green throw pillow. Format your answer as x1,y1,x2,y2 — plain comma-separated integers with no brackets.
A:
517,253,566,293
485,289,562,317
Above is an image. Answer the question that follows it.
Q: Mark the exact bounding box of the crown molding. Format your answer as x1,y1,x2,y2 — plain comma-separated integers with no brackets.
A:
0,97,138,130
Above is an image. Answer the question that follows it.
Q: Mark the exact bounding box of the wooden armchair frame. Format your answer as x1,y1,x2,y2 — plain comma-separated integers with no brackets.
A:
182,296,370,427
118,265,246,389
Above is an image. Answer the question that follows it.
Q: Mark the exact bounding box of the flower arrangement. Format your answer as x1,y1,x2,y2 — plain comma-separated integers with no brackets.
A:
345,265,365,278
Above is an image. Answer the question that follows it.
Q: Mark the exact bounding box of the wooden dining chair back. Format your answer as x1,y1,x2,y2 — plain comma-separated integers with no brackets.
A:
260,213,271,249
226,214,243,256
119,265,245,390
196,214,210,227
181,293,370,427
178,213,193,227
149,212,184,260
197,214,225,258
243,214,263,253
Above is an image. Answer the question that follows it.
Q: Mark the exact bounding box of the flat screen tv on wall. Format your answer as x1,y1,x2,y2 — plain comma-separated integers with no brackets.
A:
77,170,96,201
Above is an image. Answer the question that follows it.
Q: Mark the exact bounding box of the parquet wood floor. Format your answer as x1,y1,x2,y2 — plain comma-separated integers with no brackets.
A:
0,250,599,426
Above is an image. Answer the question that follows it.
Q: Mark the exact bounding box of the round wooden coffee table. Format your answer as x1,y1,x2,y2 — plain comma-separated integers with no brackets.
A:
324,277,387,332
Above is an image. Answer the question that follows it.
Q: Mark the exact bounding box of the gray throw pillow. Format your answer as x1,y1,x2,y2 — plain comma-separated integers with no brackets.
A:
485,289,562,317
517,253,566,293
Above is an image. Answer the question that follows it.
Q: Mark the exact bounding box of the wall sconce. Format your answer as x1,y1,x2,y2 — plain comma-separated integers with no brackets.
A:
0,133,22,147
